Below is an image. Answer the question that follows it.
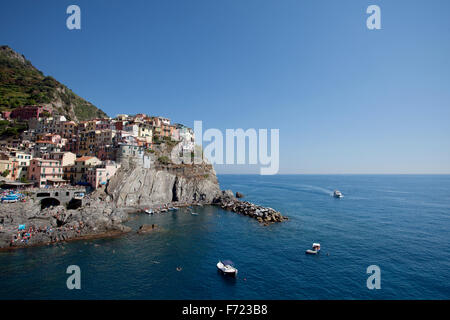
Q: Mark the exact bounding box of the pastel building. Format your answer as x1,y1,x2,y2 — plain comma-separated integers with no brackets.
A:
43,152,76,167
86,161,121,189
33,141,61,158
65,156,102,184
10,106,52,120
28,158,66,187
0,158,17,180
60,121,77,138
9,151,33,180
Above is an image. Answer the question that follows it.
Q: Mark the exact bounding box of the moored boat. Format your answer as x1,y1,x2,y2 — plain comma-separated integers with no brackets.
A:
305,243,321,255
217,260,238,276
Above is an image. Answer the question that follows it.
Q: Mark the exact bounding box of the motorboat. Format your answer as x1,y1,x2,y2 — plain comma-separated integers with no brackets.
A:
305,243,321,255
191,212,199,215
333,190,343,198
1,193,19,203
217,260,238,276
144,208,153,215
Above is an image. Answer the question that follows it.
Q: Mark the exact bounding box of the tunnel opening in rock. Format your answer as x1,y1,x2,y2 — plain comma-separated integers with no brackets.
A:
172,182,178,202
67,198,82,210
41,197,60,210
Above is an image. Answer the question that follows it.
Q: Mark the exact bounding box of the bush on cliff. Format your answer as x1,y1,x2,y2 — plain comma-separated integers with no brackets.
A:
158,156,171,165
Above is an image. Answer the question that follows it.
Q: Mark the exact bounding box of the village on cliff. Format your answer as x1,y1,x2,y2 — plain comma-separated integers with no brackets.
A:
0,105,195,191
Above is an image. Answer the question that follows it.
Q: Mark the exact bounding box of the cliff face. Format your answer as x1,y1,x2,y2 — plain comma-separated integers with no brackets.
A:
106,162,221,208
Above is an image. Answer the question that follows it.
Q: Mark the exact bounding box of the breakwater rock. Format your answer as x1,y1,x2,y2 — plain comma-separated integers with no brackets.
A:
213,190,287,225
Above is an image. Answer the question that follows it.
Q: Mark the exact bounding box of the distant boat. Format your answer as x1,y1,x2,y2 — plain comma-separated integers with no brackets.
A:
144,209,153,215
217,260,238,276
191,212,199,216
333,190,343,198
168,207,178,211
305,243,321,255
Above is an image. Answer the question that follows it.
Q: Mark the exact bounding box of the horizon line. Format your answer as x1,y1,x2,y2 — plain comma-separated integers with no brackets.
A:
215,173,450,175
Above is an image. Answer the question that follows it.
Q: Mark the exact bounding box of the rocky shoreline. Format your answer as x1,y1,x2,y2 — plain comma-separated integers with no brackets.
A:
0,196,130,251
0,164,287,251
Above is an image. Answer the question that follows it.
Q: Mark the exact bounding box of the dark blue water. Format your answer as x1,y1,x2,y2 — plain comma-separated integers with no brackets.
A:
1,175,449,299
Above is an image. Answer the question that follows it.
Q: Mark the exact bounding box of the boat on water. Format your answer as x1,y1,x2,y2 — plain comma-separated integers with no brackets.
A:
305,243,321,255
217,260,238,276
144,209,153,215
168,207,178,212
191,212,199,215
333,190,343,198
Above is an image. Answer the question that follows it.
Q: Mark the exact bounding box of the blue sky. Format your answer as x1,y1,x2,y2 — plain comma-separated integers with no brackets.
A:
1,0,449,173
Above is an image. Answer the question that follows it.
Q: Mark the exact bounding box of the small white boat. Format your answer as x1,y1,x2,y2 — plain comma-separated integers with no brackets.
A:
217,260,238,276
144,209,153,215
333,190,343,198
191,212,199,215
305,243,321,255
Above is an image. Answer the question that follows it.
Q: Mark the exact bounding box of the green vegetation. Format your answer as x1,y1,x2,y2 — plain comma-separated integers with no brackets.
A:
163,136,177,148
153,135,161,144
0,119,27,137
19,176,29,183
157,156,171,165
0,45,107,121
1,169,10,177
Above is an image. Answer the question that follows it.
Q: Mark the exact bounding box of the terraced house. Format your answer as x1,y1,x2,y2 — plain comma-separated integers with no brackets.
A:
28,158,66,187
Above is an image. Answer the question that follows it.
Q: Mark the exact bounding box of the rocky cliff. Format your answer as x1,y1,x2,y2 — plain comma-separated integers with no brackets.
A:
106,161,222,208
0,197,130,250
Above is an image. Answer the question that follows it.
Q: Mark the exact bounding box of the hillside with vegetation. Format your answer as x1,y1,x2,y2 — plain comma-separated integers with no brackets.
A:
0,45,107,121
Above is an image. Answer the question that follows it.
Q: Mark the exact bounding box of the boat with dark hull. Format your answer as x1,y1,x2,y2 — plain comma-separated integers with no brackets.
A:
333,190,343,198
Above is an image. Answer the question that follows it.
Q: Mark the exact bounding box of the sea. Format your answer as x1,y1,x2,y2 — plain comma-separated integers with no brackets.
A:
0,175,449,299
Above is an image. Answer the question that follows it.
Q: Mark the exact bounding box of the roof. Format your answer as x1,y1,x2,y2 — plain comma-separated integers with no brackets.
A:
47,178,68,182
75,156,95,162
1,181,34,186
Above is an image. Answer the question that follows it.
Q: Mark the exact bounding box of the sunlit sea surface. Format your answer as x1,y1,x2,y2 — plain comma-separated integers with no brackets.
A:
1,175,449,299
